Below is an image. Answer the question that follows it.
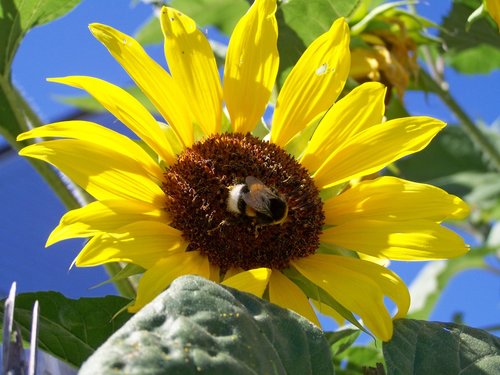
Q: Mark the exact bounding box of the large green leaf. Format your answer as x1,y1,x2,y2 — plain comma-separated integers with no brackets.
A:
0,0,80,76
276,0,360,87
384,319,500,375
0,292,132,368
440,0,500,74
79,275,333,375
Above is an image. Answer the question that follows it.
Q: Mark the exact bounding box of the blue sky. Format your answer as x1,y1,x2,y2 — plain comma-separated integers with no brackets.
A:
1,0,498,333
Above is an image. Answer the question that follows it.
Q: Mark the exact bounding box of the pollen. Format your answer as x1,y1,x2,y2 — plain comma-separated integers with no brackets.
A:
162,133,324,272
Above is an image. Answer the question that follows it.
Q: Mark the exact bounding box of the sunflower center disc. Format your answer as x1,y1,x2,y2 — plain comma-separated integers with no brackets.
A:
163,133,324,272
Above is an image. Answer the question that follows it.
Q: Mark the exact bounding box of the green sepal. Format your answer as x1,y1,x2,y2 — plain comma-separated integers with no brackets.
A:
90,263,145,290
282,267,373,339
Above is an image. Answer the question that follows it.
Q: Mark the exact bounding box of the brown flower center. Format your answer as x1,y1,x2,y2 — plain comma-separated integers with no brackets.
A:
162,133,324,272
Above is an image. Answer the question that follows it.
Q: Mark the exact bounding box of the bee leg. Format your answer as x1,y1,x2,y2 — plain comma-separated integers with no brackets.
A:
208,220,228,235
254,224,263,238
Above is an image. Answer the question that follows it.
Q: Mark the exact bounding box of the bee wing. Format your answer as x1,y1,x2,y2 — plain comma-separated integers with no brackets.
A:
243,176,276,218
242,190,274,218
245,176,264,186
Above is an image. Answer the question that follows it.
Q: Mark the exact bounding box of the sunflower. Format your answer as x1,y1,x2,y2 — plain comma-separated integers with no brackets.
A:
349,18,420,99
18,0,468,341
349,33,418,99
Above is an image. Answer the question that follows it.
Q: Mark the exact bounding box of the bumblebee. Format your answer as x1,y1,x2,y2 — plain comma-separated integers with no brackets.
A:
227,176,288,225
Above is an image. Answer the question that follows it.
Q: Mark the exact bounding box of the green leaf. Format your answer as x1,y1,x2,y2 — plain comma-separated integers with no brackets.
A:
325,329,361,357
384,319,500,375
385,94,410,120
276,0,359,87
251,118,271,138
79,275,333,375
337,346,384,374
326,330,384,375
0,0,81,76
284,115,322,159
0,292,132,368
407,247,494,320
447,44,500,74
57,93,105,113
350,1,423,35
134,14,163,46
441,0,500,74
170,0,249,35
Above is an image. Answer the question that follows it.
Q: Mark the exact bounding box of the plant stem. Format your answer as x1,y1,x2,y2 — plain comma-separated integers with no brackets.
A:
0,78,136,299
419,69,500,172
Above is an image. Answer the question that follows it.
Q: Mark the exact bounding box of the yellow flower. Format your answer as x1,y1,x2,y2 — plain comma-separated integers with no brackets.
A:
17,0,468,341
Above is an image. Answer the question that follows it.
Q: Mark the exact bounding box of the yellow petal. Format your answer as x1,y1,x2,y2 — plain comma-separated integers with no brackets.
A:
342,256,408,320
89,23,193,147
47,199,168,246
223,0,279,134
268,270,320,326
222,268,271,297
129,251,210,312
293,253,406,341
321,219,469,261
313,117,446,189
20,140,164,203
300,82,386,173
323,176,469,224
270,18,350,147
161,7,222,136
358,253,390,267
48,76,178,165
17,120,163,181
75,221,187,269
